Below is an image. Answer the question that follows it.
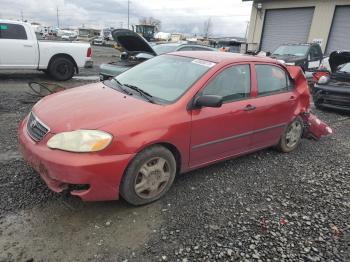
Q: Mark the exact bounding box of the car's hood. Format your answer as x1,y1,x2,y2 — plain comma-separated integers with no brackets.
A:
32,82,160,133
112,29,157,56
329,51,350,73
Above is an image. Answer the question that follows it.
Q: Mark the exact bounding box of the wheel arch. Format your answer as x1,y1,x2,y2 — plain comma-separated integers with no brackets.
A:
127,141,183,176
48,53,79,74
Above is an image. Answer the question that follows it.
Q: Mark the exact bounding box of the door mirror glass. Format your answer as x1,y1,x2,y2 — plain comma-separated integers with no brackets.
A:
195,95,223,108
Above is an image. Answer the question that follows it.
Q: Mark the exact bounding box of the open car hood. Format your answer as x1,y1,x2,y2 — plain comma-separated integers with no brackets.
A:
329,51,350,72
112,29,157,56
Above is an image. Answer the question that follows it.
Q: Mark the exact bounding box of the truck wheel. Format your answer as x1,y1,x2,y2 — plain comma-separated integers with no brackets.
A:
277,117,303,153
49,57,75,81
120,145,176,206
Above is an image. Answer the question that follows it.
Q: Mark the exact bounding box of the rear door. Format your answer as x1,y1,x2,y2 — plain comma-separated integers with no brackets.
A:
0,23,38,68
190,64,255,168
248,64,297,148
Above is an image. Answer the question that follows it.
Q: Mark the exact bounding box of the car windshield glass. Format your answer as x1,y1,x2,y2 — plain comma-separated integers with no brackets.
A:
153,44,178,55
115,55,214,103
272,45,309,57
338,63,350,73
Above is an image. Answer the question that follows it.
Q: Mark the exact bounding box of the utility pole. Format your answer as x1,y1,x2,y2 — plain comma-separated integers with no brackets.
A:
20,10,23,21
56,7,60,28
127,0,130,29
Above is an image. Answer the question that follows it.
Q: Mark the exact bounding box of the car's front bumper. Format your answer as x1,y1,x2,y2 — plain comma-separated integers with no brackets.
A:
313,84,350,112
18,116,134,201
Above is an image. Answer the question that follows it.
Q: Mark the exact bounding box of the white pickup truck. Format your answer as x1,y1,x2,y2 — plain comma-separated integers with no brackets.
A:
0,20,93,80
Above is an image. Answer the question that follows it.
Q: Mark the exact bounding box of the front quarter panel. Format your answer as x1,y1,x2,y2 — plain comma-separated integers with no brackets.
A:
100,106,192,172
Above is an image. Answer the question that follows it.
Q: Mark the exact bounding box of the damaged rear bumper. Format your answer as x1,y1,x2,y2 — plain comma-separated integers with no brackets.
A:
301,112,333,140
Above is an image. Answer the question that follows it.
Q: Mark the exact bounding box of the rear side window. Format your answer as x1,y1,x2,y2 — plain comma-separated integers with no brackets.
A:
0,23,27,40
255,65,289,96
202,64,251,103
178,46,193,51
191,46,212,51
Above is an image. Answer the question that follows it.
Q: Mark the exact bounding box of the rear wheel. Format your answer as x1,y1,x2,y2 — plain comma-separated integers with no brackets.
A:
120,145,176,206
277,117,303,153
49,57,75,81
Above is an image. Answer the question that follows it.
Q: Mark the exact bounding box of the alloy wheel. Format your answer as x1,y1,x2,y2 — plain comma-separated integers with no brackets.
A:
285,121,302,148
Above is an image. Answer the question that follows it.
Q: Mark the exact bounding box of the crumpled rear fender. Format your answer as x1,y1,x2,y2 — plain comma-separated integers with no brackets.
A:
301,112,333,140
285,66,333,140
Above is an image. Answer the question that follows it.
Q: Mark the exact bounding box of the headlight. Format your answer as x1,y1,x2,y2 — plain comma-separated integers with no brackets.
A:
318,75,329,84
47,130,112,152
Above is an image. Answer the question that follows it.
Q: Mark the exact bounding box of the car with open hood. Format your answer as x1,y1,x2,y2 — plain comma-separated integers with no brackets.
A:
19,51,332,205
99,29,216,81
313,51,350,112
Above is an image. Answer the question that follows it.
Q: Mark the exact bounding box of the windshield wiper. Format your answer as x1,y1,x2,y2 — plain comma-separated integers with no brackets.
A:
123,83,156,104
110,79,133,95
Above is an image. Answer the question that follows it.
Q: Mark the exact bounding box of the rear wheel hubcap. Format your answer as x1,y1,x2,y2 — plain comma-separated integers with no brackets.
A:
285,121,302,148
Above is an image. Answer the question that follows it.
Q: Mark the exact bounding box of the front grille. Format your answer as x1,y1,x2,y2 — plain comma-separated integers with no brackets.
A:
26,112,50,142
323,92,350,107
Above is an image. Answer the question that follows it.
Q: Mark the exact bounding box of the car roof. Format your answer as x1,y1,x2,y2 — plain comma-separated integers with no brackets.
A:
169,51,279,64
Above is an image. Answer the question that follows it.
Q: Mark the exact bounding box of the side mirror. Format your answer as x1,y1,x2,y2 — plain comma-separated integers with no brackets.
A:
266,51,271,56
194,95,223,108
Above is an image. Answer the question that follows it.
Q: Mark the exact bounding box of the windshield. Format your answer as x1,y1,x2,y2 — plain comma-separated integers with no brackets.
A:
272,45,309,57
338,63,350,73
153,44,179,55
115,55,214,103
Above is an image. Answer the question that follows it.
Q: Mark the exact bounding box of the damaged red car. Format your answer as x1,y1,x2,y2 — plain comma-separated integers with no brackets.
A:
18,52,332,205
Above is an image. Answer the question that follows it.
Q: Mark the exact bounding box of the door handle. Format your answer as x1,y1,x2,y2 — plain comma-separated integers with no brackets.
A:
244,104,256,111
289,95,296,100
23,44,33,47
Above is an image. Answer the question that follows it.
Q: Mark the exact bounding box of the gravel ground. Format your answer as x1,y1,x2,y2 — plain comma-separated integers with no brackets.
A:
139,110,350,262
0,46,349,261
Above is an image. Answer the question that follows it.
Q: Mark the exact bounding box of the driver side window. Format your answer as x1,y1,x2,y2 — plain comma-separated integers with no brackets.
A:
202,64,251,103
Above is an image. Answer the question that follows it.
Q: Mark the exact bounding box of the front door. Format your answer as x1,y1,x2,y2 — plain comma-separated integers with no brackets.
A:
190,64,255,168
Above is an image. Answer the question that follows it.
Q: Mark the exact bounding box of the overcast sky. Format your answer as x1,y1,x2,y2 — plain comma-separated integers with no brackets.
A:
0,0,252,37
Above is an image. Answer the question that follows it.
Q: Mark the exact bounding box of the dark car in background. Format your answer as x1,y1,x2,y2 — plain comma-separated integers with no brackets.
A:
270,43,323,72
313,51,350,113
99,29,216,81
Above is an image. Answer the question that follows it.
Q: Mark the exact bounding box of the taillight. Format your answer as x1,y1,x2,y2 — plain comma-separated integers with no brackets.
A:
87,47,92,58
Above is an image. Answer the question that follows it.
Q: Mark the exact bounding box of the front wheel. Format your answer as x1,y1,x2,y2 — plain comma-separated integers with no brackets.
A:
120,145,176,206
277,117,303,153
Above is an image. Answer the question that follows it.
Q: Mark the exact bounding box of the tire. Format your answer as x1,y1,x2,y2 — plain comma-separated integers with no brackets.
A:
120,145,177,206
277,117,303,153
48,57,75,81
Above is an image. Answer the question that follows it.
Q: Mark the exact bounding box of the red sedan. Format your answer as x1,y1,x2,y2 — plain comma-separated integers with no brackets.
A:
18,52,332,205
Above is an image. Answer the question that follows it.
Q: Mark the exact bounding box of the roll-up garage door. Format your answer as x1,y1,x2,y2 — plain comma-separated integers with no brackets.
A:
326,6,350,55
260,8,314,53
